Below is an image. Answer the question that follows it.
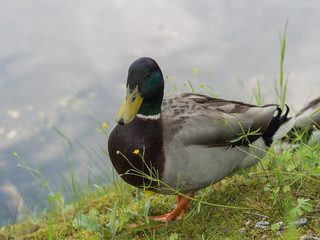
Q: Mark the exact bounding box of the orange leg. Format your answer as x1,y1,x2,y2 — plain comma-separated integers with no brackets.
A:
176,195,192,219
149,193,195,222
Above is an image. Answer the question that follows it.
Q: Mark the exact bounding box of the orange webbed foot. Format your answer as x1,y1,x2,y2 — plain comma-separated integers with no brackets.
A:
149,193,195,222
130,193,195,229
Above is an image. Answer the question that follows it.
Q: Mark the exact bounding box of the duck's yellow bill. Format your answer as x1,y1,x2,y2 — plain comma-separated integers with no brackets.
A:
115,86,143,125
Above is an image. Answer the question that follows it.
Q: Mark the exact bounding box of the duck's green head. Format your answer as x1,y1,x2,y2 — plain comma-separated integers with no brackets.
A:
115,57,164,125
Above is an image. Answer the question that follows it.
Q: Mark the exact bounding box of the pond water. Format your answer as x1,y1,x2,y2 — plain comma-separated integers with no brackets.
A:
1,0,320,225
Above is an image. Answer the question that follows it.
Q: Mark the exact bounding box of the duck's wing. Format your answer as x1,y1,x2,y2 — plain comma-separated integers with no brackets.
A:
161,93,278,147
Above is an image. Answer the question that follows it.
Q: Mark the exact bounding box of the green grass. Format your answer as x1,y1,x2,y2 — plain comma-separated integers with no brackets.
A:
1,22,320,239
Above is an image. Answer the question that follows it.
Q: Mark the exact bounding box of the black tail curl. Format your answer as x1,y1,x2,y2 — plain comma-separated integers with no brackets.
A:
262,105,290,147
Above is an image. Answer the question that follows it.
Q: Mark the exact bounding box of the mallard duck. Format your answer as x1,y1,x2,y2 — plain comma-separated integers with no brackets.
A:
108,57,295,222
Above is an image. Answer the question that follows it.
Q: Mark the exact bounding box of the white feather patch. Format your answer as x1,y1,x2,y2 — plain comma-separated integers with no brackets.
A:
273,116,296,140
136,113,161,120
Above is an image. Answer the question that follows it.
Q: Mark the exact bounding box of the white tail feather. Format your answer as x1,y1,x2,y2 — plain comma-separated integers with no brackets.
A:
272,116,295,140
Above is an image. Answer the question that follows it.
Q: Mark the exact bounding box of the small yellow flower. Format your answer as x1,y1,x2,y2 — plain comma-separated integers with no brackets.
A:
171,77,174,80
116,150,120,155
193,68,198,73
144,190,154,197
165,75,169,79
73,98,76,102
183,82,187,86
133,149,140,155
102,123,108,128
200,83,204,88
13,152,18,156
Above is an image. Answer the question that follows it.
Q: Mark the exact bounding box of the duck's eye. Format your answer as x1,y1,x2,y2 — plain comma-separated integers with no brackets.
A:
146,73,151,78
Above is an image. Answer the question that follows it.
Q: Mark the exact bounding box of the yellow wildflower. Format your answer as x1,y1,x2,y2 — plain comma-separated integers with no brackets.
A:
183,82,187,86
73,98,76,102
171,77,174,80
102,123,108,128
165,75,169,79
13,152,18,156
133,149,140,154
145,190,154,197
200,83,204,88
193,68,198,73
116,150,120,155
